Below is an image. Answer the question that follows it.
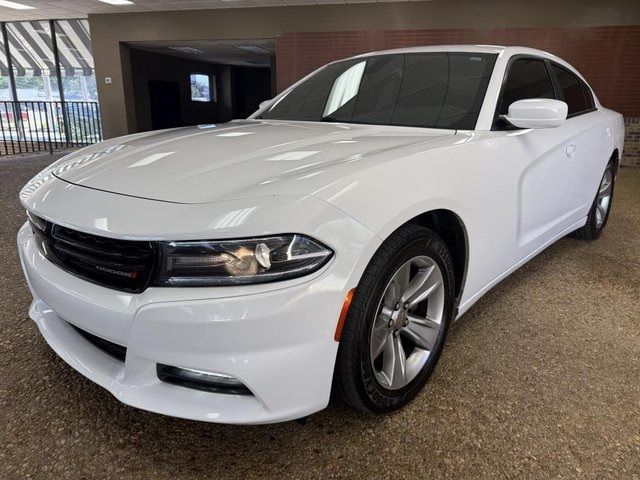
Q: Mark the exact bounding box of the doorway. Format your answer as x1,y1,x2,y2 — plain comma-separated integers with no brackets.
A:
232,67,272,118
127,39,275,133
149,81,182,130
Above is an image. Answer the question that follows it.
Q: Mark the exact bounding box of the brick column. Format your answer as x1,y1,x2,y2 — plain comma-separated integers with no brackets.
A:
623,119,640,168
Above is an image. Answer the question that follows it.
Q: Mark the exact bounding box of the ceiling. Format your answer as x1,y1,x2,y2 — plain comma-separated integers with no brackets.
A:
0,0,420,22
128,39,275,67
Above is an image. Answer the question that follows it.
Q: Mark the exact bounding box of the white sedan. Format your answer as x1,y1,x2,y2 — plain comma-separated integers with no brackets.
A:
18,45,624,424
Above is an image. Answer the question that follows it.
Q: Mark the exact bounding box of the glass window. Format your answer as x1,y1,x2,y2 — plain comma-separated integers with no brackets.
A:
1,19,99,102
262,52,497,130
266,60,362,121
499,59,555,115
551,64,590,116
55,19,98,101
327,55,404,125
6,21,60,101
323,61,366,117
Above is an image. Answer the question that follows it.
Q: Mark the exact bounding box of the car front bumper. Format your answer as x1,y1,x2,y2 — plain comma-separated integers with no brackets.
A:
17,221,371,424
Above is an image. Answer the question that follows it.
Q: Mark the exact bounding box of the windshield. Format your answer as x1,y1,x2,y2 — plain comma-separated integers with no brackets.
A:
261,52,497,130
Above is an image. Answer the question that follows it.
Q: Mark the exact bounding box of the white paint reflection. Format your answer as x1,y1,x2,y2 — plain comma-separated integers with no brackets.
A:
211,207,257,229
20,144,127,201
264,151,319,161
94,217,109,230
128,151,175,168
296,171,325,180
326,180,359,203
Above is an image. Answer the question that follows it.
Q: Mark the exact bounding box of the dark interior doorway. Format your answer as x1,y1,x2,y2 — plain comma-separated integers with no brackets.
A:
127,40,275,133
149,81,182,130
232,67,272,118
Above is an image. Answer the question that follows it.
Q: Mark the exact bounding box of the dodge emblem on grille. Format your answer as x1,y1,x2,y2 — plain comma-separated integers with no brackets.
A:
95,265,138,279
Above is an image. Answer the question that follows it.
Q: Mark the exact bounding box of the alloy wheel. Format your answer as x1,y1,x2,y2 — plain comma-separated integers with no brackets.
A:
369,255,445,390
595,169,613,228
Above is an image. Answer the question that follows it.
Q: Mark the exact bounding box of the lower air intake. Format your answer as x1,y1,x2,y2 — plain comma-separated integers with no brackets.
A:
157,364,252,395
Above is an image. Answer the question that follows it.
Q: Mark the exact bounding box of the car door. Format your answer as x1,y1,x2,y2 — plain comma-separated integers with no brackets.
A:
493,57,577,252
548,63,613,224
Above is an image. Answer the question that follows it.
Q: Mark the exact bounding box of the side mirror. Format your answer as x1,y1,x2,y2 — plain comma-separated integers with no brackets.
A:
259,99,272,110
503,99,568,129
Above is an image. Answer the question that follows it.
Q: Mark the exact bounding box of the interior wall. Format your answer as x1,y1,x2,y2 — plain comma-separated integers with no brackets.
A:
275,25,640,167
88,0,640,139
276,26,640,119
129,48,233,132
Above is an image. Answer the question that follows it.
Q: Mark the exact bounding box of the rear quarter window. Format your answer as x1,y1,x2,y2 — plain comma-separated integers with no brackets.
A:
550,64,594,116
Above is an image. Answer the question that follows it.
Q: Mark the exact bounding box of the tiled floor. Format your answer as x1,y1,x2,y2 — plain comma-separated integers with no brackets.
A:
1,154,639,479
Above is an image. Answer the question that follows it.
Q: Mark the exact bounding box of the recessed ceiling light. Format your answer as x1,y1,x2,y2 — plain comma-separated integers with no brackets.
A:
0,0,35,9
96,0,134,5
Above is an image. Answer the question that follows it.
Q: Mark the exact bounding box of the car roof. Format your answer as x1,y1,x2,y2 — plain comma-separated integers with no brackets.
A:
345,44,582,79
350,45,560,61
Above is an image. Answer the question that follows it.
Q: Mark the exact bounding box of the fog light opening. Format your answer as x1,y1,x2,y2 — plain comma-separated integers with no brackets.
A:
156,364,252,395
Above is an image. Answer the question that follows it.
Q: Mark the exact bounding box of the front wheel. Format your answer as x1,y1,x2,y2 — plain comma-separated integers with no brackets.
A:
570,160,615,241
333,224,455,413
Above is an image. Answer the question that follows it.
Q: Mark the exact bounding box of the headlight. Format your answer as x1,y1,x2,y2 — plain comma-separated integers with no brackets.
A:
155,234,333,286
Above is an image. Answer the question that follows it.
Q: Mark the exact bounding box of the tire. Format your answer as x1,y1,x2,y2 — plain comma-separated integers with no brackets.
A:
333,224,456,413
570,160,615,241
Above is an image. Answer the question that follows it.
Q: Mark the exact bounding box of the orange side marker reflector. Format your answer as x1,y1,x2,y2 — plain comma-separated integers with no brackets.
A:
334,288,355,342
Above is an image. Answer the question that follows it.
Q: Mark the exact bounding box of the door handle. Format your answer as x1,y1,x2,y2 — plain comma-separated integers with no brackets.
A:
566,144,576,158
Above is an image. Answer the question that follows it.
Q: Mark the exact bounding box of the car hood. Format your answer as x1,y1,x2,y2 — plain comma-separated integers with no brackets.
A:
51,120,456,204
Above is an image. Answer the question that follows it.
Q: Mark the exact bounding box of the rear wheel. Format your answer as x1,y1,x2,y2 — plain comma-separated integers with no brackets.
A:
334,224,455,413
570,161,615,240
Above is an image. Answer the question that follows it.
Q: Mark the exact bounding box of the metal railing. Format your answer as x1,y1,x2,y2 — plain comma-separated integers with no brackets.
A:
0,101,102,156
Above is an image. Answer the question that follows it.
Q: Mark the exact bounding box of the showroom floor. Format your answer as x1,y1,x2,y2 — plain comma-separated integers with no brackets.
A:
1,153,639,479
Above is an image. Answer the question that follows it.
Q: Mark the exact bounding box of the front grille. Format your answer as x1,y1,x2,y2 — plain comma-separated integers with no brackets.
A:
70,323,127,362
29,214,155,293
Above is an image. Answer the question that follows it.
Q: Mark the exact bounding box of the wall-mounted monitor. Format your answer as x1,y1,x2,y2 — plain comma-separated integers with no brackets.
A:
190,73,215,102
